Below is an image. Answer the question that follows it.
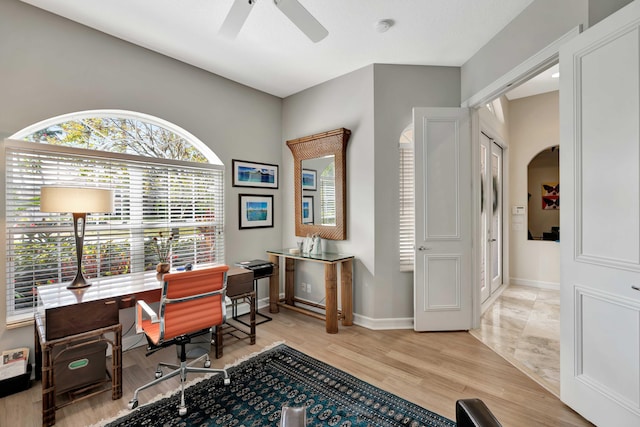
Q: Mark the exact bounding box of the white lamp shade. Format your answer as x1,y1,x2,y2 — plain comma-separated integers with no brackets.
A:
40,186,115,214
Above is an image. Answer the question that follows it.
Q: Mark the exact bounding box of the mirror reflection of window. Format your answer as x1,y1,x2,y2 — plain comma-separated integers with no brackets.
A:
301,154,335,226
527,146,560,241
320,162,335,225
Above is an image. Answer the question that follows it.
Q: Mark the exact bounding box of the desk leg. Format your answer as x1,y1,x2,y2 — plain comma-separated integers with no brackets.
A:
249,291,256,344
41,344,55,427
34,322,42,381
324,263,338,334
268,254,280,313
285,258,295,305
112,324,123,400
341,259,353,326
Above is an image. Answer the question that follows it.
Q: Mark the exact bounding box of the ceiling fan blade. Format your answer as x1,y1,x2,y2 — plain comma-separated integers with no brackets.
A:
219,0,254,38
274,0,328,43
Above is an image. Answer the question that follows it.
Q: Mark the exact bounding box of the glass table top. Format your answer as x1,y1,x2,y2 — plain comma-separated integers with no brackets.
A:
266,249,354,263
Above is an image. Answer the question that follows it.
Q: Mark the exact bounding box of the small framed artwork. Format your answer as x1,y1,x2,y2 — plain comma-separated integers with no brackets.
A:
239,194,274,229
232,159,279,189
541,182,559,210
302,168,317,191
302,195,314,224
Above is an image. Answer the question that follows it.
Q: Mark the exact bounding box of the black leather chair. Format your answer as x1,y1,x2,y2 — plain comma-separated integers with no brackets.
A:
456,398,502,427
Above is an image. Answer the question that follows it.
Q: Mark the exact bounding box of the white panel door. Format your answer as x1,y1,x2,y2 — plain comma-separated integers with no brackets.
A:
489,142,503,294
479,134,503,303
413,108,472,331
560,2,640,425
479,134,490,303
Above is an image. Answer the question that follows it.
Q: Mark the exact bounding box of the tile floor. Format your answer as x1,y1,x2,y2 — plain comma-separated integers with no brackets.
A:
469,284,560,397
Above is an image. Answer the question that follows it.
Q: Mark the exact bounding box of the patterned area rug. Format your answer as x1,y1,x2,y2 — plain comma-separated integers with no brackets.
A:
105,344,455,427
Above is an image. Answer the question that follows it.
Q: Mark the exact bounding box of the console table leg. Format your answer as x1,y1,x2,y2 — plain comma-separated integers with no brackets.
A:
285,258,295,305
341,259,353,326
268,254,280,313
325,264,338,334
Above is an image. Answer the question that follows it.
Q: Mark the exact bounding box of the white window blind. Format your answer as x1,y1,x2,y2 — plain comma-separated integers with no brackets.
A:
399,133,415,272
320,169,336,225
4,139,224,323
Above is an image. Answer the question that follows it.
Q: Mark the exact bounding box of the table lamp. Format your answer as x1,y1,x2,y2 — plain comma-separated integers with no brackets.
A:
40,186,115,289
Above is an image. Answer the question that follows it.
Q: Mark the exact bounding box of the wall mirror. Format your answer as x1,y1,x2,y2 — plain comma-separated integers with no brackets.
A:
287,128,351,240
527,145,559,241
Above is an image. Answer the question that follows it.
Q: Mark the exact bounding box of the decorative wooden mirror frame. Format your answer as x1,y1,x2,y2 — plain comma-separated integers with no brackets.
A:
287,128,351,240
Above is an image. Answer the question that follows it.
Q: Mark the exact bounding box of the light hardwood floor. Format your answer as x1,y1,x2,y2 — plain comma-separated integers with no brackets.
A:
1,309,591,427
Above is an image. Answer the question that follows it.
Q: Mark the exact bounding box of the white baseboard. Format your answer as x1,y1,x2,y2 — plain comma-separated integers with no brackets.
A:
509,277,560,290
352,313,413,330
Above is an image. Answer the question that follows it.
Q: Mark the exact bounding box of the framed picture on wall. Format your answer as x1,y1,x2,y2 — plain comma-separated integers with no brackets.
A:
541,182,559,209
302,169,317,191
302,195,314,224
232,159,279,189
239,194,274,229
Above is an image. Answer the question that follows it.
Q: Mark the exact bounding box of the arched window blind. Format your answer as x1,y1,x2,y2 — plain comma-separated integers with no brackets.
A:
5,112,224,324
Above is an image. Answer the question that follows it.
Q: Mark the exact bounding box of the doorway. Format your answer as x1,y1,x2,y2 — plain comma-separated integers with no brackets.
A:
472,67,562,397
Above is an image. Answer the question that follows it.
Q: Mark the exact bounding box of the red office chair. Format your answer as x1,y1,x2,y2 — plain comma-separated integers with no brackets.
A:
128,265,231,416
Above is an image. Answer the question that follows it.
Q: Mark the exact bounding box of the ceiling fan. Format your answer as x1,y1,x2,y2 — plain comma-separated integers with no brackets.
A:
219,0,328,43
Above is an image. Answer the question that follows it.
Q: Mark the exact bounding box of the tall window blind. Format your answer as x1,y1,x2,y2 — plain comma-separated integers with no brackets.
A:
320,167,336,225
399,128,415,272
4,139,224,323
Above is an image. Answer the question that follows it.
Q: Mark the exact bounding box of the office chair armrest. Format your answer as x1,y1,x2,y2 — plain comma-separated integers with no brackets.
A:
135,300,159,334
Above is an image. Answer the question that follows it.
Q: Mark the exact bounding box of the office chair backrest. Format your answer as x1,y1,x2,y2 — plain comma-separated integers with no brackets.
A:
159,265,229,341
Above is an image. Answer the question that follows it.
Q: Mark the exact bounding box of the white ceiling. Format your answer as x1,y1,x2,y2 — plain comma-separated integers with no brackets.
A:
506,63,559,100
20,0,540,98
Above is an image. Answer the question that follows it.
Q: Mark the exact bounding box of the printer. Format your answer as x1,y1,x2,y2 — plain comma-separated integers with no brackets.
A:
235,259,274,278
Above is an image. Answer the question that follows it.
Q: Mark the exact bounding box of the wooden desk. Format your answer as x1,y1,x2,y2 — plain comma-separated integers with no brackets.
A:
266,249,354,334
34,267,253,426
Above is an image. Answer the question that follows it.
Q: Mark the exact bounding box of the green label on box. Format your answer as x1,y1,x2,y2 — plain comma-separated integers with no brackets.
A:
68,358,89,370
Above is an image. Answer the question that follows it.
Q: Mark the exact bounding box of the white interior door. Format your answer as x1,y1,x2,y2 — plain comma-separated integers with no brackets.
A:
489,142,503,294
479,133,503,303
560,2,640,425
479,133,490,303
413,107,472,331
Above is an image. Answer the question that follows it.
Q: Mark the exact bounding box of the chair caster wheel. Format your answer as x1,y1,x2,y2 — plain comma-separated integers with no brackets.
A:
179,406,187,416
223,377,230,385
128,399,138,410
155,369,163,379
204,360,211,368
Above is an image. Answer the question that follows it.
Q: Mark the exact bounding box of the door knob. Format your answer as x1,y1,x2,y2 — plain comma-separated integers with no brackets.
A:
632,285,640,291
417,246,431,251
489,239,497,242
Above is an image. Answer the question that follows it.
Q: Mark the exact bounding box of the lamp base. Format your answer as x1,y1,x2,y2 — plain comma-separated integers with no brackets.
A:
67,270,90,290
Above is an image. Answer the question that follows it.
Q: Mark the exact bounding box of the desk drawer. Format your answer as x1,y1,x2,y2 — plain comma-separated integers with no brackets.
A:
227,268,253,297
46,299,119,340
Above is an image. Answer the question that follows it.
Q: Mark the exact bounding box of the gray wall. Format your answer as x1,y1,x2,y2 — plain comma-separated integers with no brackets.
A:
372,64,460,320
460,0,632,104
281,64,460,325
281,65,376,319
461,0,588,103
0,0,282,352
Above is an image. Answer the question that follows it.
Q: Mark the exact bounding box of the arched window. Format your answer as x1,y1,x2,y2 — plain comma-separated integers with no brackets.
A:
5,110,225,324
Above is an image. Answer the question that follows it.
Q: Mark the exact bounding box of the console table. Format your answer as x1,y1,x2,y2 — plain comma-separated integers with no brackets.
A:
266,249,354,334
